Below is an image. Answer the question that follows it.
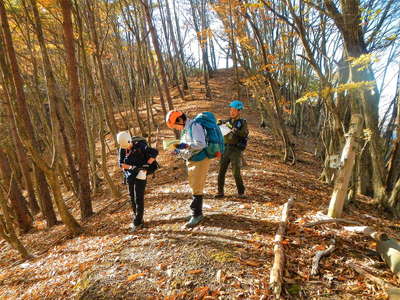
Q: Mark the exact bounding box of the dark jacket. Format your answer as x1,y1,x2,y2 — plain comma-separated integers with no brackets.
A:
118,140,158,179
222,118,248,145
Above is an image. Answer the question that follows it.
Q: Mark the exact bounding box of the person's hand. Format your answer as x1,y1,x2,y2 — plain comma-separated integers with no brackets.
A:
176,143,189,149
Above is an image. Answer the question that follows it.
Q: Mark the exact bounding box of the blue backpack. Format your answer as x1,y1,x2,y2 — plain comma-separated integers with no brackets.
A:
190,112,225,160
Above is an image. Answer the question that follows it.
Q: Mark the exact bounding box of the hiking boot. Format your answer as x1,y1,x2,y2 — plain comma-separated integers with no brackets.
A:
131,223,144,232
238,194,247,199
185,215,204,228
214,193,225,199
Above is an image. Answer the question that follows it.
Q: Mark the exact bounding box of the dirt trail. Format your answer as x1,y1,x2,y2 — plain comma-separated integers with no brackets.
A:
0,69,397,299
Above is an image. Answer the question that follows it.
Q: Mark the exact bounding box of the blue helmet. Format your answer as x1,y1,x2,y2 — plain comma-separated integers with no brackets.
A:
229,100,244,110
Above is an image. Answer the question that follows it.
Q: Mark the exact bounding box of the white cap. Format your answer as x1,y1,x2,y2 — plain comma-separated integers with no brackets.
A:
116,131,131,149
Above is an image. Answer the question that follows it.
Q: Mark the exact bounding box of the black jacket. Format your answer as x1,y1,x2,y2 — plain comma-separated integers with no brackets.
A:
118,141,158,179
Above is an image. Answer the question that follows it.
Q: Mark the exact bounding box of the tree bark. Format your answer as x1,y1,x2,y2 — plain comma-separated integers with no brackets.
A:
0,149,32,233
141,0,174,111
59,0,93,219
0,189,32,259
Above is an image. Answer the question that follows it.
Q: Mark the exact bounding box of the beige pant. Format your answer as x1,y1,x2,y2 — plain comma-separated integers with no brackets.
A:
186,158,211,195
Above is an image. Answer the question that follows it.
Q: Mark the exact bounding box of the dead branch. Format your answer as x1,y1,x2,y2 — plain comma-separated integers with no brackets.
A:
343,226,388,241
269,196,295,299
311,239,336,275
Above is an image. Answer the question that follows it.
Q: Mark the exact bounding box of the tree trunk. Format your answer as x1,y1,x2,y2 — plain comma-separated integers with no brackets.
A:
47,168,82,235
188,0,212,99
59,0,93,219
165,0,188,90
0,190,32,259
0,149,32,233
98,107,120,199
141,0,174,111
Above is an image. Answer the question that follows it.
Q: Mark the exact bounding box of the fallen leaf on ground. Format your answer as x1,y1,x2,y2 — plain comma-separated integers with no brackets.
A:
127,273,145,281
187,269,203,275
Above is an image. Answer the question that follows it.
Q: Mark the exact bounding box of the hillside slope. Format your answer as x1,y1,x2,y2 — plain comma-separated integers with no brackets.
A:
0,69,398,299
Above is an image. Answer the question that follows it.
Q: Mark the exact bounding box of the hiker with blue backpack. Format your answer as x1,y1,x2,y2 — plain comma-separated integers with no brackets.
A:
166,111,224,228
117,132,159,232
215,100,249,199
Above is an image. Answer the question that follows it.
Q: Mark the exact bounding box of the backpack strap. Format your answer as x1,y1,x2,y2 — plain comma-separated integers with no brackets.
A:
232,118,246,129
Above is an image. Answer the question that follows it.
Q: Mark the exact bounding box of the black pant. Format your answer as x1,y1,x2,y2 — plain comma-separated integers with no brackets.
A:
127,177,147,226
218,145,245,195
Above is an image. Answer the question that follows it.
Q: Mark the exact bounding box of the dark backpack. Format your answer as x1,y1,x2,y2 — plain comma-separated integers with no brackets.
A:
233,119,248,151
131,136,160,175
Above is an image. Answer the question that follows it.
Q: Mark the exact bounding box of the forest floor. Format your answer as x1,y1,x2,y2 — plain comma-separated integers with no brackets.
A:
1,69,400,299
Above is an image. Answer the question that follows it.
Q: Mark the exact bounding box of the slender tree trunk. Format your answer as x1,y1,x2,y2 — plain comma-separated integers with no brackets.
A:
141,0,174,111
0,190,32,259
98,107,120,199
0,149,32,233
73,0,101,194
166,0,188,90
59,0,93,219
47,167,82,234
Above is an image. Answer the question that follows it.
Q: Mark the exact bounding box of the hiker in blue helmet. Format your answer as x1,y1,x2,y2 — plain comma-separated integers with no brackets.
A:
166,111,224,228
215,100,249,199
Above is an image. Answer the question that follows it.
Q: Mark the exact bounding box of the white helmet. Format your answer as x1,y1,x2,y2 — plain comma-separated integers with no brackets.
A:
116,131,131,149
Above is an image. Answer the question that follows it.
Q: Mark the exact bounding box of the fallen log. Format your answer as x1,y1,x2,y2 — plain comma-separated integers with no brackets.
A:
269,196,295,299
310,239,336,275
347,261,400,299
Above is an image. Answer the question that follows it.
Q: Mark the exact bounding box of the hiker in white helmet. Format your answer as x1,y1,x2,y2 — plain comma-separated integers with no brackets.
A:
117,132,159,232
